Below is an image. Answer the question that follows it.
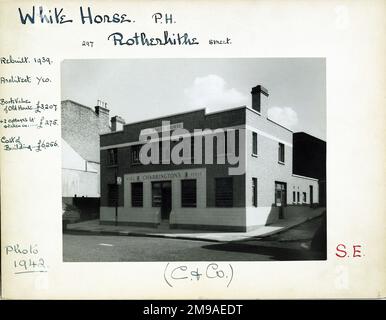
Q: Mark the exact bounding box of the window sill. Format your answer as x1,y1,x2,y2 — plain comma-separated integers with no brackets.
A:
251,153,258,158
278,161,285,165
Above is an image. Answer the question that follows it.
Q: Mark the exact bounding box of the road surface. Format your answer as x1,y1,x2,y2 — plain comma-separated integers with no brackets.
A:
63,216,325,261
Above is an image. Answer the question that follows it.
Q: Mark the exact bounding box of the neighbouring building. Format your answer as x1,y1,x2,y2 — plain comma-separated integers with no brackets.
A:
61,99,123,220
293,132,326,206
99,85,326,231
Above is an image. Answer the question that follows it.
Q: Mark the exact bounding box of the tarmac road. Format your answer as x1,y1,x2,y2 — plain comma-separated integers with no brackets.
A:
63,234,276,261
63,216,325,262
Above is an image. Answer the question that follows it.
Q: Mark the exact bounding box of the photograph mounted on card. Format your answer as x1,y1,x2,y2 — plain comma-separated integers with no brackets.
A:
61,58,326,263
0,0,385,300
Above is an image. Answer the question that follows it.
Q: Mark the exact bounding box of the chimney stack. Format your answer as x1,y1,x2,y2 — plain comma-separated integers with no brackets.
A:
95,100,110,134
111,115,125,132
251,85,269,114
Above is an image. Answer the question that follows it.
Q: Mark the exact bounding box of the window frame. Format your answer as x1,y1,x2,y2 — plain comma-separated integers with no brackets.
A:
107,148,118,166
252,177,258,207
181,179,197,208
252,132,258,156
131,182,143,207
131,144,143,165
278,142,285,164
215,177,233,208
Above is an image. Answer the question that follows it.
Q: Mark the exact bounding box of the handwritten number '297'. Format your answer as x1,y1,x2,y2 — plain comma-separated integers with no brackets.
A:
82,41,94,48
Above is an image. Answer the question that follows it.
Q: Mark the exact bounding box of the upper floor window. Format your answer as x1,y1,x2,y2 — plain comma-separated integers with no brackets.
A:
224,129,239,157
131,144,142,165
235,129,240,157
252,132,258,156
190,138,195,162
278,142,285,163
107,148,118,165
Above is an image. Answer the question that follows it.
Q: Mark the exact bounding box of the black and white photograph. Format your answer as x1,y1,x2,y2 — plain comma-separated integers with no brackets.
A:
2,0,385,301
61,58,327,262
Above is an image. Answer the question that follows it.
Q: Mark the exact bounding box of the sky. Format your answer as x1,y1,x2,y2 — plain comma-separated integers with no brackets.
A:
61,58,326,140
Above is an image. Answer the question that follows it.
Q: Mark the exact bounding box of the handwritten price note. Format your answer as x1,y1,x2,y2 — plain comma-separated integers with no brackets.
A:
163,262,234,288
4,244,48,275
0,55,59,154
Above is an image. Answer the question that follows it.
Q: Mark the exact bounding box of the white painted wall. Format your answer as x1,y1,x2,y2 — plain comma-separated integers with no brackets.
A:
61,138,100,197
170,208,246,227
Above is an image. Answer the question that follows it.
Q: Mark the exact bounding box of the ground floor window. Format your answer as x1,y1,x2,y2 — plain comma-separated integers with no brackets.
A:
297,191,300,203
131,182,143,207
181,179,197,207
309,185,314,205
303,192,307,203
215,177,233,207
252,178,258,207
293,191,296,203
107,184,118,207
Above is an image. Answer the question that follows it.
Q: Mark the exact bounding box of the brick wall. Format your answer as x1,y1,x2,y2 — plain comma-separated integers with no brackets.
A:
100,107,247,207
61,100,110,163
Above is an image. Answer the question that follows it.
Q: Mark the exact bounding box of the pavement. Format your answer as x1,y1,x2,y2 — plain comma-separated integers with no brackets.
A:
65,207,326,243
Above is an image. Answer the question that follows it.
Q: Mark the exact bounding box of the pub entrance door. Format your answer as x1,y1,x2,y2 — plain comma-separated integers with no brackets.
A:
275,181,287,219
152,181,172,221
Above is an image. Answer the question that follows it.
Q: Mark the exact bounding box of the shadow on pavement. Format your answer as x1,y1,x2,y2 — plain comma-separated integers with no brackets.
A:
201,241,325,261
310,210,327,258
201,212,328,261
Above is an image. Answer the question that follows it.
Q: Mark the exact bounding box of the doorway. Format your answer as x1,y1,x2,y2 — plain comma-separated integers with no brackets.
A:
275,181,287,219
309,185,313,206
152,181,172,221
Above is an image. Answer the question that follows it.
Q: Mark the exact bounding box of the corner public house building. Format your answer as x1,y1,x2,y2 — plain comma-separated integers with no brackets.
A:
100,85,323,231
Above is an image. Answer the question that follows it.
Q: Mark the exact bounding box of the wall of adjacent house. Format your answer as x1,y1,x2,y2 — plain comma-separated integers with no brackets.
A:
61,100,110,163
62,138,100,197
61,100,111,200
